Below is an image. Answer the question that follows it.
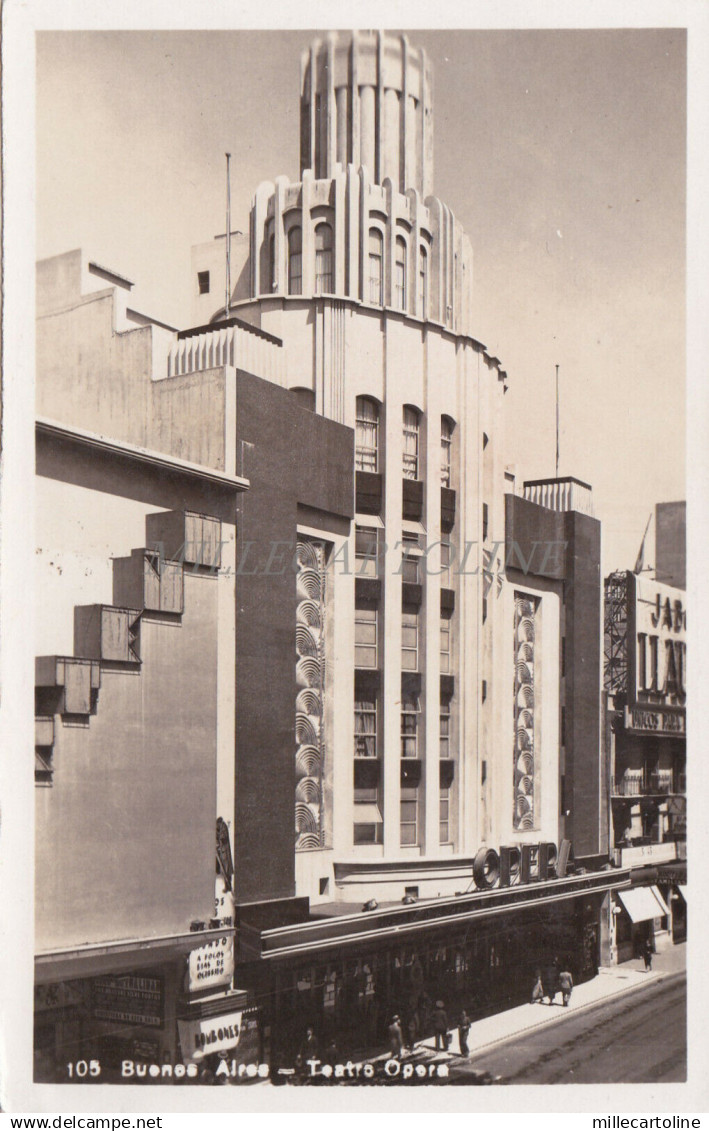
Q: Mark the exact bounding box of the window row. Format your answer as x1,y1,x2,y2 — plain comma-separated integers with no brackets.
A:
355,398,454,486
353,788,451,847
355,604,453,672
354,696,452,761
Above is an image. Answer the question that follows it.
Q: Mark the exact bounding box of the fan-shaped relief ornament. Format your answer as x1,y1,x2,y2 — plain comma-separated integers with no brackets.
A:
297,568,323,601
296,744,321,779
296,624,320,658
296,776,322,804
295,801,319,834
295,712,319,746
297,599,322,631
296,832,322,850
513,592,538,830
296,540,320,570
296,689,322,717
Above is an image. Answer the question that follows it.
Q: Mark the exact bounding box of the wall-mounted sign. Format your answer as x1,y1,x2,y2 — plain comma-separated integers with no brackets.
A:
185,935,234,993
630,575,686,712
215,875,234,926
92,975,164,1028
471,839,574,890
178,1010,243,1062
624,706,686,735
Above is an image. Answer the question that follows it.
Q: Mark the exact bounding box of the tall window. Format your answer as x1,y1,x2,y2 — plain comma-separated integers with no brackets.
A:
440,614,452,673
418,246,428,318
368,229,383,305
441,417,453,487
355,397,379,472
288,227,302,295
401,695,420,758
482,502,489,542
268,233,276,292
402,406,420,480
401,786,419,846
441,534,451,587
354,698,377,758
315,223,333,294
440,699,451,759
395,236,407,311
402,606,419,671
355,525,380,578
355,603,378,668
440,789,450,844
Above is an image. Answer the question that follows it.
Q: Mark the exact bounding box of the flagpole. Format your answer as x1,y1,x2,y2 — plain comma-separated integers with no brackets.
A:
555,364,560,478
225,152,232,320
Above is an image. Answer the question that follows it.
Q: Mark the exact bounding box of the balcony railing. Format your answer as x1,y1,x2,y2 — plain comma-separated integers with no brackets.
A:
612,771,683,797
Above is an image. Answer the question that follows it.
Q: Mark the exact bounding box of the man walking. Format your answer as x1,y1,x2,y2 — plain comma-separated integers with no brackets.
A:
558,967,574,1007
432,1000,449,1051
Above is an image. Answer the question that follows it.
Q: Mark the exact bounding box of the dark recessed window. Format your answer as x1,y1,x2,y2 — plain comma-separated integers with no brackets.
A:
481,679,487,703
198,271,210,295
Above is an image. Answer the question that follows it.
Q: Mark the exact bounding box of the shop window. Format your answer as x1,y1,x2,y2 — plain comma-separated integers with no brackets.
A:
395,236,407,311
355,603,378,668
401,605,419,671
288,227,302,295
402,406,420,480
197,270,210,295
418,246,428,318
401,695,420,759
355,396,380,472
440,613,452,674
400,786,418,845
354,697,377,758
368,229,383,305
441,417,454,487
314,222,333,294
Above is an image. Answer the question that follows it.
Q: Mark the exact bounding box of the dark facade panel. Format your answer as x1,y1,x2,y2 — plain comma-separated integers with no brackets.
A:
402,478,424,520
234,371,354,907
441,487,456,532
355,471,383,515
440,587,455,613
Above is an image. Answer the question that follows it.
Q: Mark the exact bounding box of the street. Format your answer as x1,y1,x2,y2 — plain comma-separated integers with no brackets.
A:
463,971,686,1085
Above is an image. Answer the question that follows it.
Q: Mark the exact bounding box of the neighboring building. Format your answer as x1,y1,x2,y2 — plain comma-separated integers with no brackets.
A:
655,501,686,590
35,30,635,1077
603,504,687,964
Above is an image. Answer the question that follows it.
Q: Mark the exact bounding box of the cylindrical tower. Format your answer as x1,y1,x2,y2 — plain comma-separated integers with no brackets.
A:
300,31,433,196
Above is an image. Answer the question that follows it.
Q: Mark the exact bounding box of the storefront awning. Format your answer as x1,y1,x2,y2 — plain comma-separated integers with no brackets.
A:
618,885,669,923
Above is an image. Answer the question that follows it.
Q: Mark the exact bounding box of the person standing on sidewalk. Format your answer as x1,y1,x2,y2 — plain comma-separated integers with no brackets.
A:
558,967,574,1007
432,1000,449,1051
458,1010,471,1056
643,936,654,971
530,969,545,1004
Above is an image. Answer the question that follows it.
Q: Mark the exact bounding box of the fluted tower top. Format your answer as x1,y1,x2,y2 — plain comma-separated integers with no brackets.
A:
300,30,434,197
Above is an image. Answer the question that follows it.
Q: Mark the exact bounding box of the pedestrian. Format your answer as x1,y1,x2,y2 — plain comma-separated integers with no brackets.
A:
407,1015,418,1051
643,936,654,971
301,1026,319,1061
458,1010,471,1056
388,1014,404,1059
545,958,560,1005
432,999,449,1051
558,967,574,1007
530,968,545,1004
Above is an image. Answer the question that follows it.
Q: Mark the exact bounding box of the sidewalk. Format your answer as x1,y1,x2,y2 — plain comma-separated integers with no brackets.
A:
414,943,686,1060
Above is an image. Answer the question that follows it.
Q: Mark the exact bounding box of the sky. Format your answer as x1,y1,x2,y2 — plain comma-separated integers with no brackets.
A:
35,26,687,575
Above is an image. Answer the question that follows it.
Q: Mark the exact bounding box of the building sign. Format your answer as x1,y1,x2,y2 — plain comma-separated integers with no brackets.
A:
630,575,686,713
178,1010,243,1062
215,875,234,925
185,935,234,993
92,975,164,1028
624,706,686,735
472,839,573,889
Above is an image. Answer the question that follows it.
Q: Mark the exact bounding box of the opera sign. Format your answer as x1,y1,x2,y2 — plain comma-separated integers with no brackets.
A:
472,840,573,890
185,935,234,993
631,575,686,711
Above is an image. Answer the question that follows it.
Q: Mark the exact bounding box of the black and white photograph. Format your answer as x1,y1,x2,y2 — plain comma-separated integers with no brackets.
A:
1,0,706,1119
